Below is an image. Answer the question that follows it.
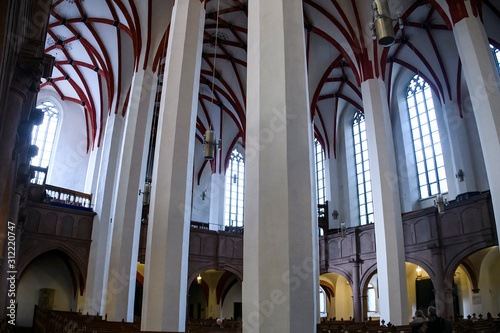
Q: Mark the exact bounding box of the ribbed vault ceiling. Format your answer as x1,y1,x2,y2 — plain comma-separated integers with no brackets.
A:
41,0,500,175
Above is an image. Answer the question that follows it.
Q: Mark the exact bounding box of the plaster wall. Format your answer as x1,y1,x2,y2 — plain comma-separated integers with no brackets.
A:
17,253,77,327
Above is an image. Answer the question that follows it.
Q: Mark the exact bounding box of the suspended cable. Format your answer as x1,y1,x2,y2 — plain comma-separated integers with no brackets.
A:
211,0,220,106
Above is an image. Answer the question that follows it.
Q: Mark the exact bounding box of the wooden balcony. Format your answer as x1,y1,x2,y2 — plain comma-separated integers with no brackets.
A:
319,191,498,302
17,184,95,290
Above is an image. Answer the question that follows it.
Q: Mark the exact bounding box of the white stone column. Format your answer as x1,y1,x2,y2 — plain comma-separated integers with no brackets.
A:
361,78,408,325
141,0,205,331
84,142,102,195
83,113,125,316
453,16,500,243
243,0,318,332
209,172,225,230
105,68,156,321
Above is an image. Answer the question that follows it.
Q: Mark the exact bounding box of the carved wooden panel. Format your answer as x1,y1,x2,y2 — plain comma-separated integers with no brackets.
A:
39,212,57,234
440,212,462,237
359,231,375,254
77,217,92,238
461,206,482,234
414,218,432,244
18,202,95,282
61,216,74,237
190,234,202,255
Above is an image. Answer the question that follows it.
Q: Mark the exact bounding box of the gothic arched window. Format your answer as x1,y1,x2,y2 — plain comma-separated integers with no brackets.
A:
224,149,245,227
31,101,60,184
314,139,326,206
319,287,327,318
367,283,377,312
353,111,374,225
407,75,447,199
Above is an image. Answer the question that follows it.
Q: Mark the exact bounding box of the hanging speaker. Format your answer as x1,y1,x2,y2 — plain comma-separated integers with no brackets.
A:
204,129,215,160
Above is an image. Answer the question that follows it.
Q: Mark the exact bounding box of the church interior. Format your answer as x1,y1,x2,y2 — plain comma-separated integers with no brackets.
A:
1,0,500,332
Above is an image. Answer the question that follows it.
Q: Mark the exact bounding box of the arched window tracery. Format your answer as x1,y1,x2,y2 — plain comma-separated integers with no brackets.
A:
31,100,60,184
224,149,244,227
406,75,447,199
353,111,374,225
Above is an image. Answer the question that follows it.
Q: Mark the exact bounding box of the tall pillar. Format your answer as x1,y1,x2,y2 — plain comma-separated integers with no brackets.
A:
352,228,361,322
83,114,125,316
352,260,361,322
141,0,205,331
452,16,500,243
209,172,225,230
362,78,409,325
0,56,47,316
430,246,452,318
243,0,318,332
106,68,155,321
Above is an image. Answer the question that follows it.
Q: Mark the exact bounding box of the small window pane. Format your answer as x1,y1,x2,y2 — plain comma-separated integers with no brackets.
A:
414,140,422,151
415,150,424,163
411,117,419,129
409,106,417,118
412,128,421,140
419,113,428,125
428,109,436,121
440,180,448,193
426,159,435,171
420,186,428,199
430,120,439,132
432,132,441,145
437,167,446,180
367,202,373,214
416,93,424,105
436,155,444,168
424,147,434,159
419,174,428,186
428,170,437,183
430,183,439,195
359,195,366,205
417,161,426,174
421,124,430,136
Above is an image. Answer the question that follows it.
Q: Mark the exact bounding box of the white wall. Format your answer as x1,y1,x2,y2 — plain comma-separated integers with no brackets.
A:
321,273,354,320
455,266,473,317
37,90,90,192
334,275,354,320
17,253,78,327
478,247,500,316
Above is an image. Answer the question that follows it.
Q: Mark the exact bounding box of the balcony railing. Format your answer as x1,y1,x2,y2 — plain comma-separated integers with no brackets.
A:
191,221,244,234
43,184,92,208
28,183,93,210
